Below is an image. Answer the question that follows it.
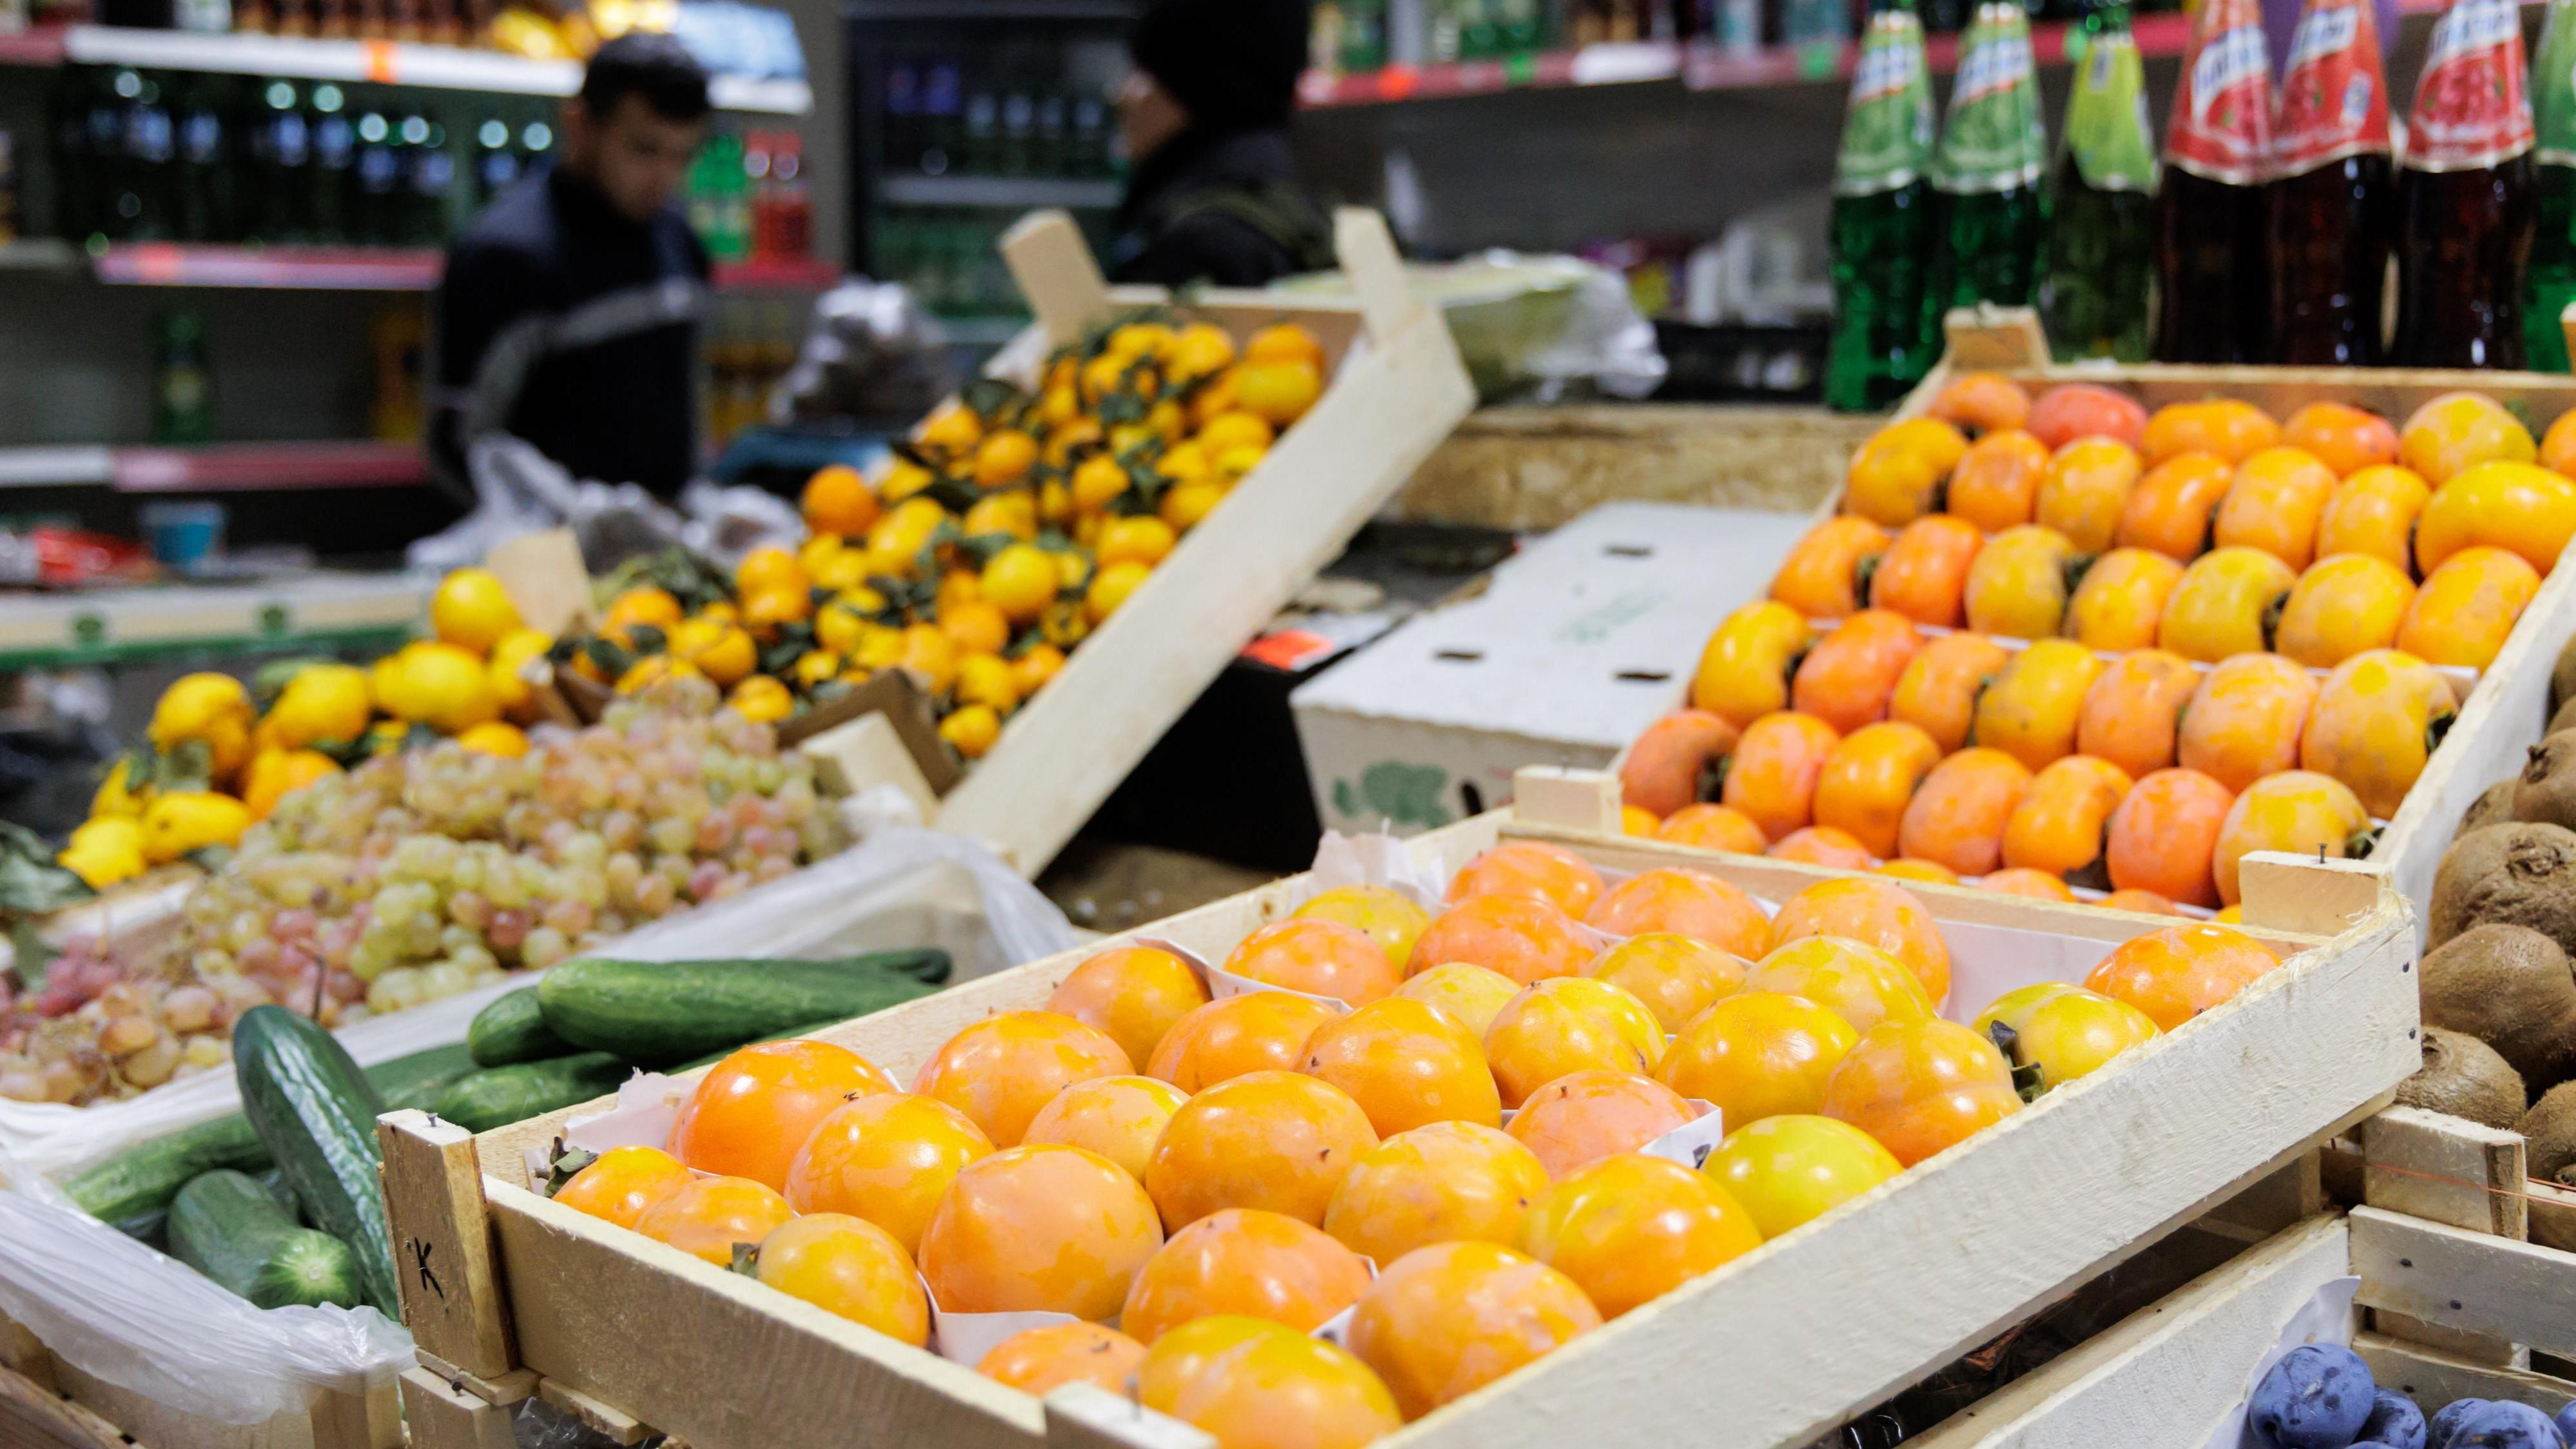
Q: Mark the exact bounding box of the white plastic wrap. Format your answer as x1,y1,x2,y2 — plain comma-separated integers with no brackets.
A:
0,1188,413,1425
409,436,805,575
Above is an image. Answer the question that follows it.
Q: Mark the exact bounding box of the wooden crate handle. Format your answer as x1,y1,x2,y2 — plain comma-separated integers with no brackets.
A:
1939,304,2050,371
1511,765,1623,834
1003,210,1115,346
2235,851,2392,936
377,1109,517,1379
1333,208,1420,342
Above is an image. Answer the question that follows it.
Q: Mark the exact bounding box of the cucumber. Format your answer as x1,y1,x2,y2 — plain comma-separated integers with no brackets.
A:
232,1005,397,1315
167,1169,364,1310
431,1053,631,1134
467,989,571,1068
66,1041,480,1240
537,953,946,1065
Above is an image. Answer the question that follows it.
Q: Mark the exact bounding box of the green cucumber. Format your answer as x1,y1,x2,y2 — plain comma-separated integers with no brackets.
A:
66,1041,479,1240
536,953,946,1065
431,1053,631,1134
232,1005,397,1315
467,989,571,1067
167,1169,364,1310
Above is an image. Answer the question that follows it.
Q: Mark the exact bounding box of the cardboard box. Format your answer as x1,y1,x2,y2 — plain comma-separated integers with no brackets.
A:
1289,500,1813,834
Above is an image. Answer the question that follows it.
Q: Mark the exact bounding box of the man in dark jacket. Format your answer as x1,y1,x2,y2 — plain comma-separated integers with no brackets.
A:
1109,0,1334,288
431,34,712,498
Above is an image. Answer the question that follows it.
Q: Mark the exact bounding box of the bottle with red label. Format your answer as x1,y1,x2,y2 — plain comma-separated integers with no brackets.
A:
2393,0,2537,367
2154,0,2277,362
2268,0,2393,364
2525,0,2576,370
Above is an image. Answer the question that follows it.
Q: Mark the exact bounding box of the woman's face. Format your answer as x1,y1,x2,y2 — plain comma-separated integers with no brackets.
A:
1118,69,1190,164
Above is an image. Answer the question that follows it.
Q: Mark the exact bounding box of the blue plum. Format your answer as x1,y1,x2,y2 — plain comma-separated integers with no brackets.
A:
2450,1401,2565,1448
2359,1389,2430,1449
2436,1402,2497,1448
2251,1345,2376,1449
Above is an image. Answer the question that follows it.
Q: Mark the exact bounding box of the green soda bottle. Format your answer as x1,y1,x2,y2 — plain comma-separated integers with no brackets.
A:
2037,1,2157,359
1824,0,1939,412
1930,2,2048,319
2529,0,2576,370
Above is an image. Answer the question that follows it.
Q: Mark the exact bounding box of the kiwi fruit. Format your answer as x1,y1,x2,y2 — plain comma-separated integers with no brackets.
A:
2524,1081,2576,1188
2516,734,2576,833
2421,924,2576,1097
2551,695,2576,741
2458,779,2521,841
2394,1027,2528,1130
2430,822,2576,952
2554,631,2576,715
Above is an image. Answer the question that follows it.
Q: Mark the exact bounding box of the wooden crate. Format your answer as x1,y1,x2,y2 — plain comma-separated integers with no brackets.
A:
0,1309,397,1449
1906,1103,2576,1444
387,783,2417,1449
1600,306,2576,931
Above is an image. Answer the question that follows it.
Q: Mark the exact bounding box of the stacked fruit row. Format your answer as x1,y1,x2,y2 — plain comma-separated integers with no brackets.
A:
555,314,1325,763
1620,378,2575,913
533,839,2282,1449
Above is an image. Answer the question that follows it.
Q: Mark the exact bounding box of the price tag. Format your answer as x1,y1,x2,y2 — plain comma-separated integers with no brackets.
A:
361,39,399,83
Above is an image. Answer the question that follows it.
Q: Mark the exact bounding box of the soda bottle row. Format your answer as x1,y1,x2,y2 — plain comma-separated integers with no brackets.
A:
877,54,1119,181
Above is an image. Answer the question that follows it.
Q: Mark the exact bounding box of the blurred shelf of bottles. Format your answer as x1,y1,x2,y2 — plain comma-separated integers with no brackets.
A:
702,294,797,451
870,205,1109,331
1821,0,2576,415
873,51,1125,194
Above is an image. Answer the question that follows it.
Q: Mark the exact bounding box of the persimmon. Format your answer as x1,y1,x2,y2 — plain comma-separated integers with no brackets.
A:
1515,1154,1763,1319
1149,991,1342,1092
2036,436,2144,552
1346,1243,1602,1420
1843,417,1969,527
1324,1120,1551,1263
2076,649,2201,780
1972,639,2107,772
1625,709,1746,818
1867,515,1985,628
1769,825,1875,869
1721,711,1843,842
752,1214,929,1346
2212,771,2372,906
1047,945,1211,1068
1410,892,1595,985
1507,1070,1698,1179
1484,978,1667,1107
2115,451,2235,561
919,1143,1164,1317
1791,610,1923,734
1659,992,1859,1129
668,1040,897,1190
1301,996,1501,1134
978,1323,1147,1395
2082,922,2281,1030
1767,876,1951,1006
551,1145,690,1230
1447,840,1607,916
1139,1317,1402,1449
2065,547,2186,652
1702,1114,1901,1237
2316,466,2432,572
1690,602,1814,726
1585,932,1749,1032
635,1176,793,1266
1585,868,1769,957
2301,649,2460,817
2026,383,2147,451
2283,400,2400,477
1821,1018,2022,1166
1927,371,2033,435
1224,918,1401,1006
2274,554,2416,669
912,1010,1133,1147
1656,803,1769,854
1121,1208,1372,1342
1889,632,2014,753
1145,1070,1379,1229
1812,721,1943,860
1964,524,2079,640
1293,885,1434,976
1022,1074,1190,1183
2104,767,2235,907
1773,516,1892,620
1391,962,1521,1039
2399,546,2541,669
786,1092,993,1255
2213,446,2340,570
1947,428,2053,532
1897,748,2032,877
2175,653,2317,794
2141,398,2280,466
2000,754,2133,883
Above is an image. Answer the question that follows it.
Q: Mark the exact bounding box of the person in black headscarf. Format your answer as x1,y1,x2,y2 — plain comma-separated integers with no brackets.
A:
1108,0,1334,288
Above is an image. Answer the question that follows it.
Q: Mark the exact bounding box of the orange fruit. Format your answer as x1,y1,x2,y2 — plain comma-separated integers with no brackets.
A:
801,463,880,537
1224,918,1400,1006
1656,802,1770,854
1293,885,1434,974
1586,867,1770,958
1391,962,1523,1039
2317,465,2433,571
2399,391,2535,486
1446,840,1607,916
1048,945,1212,1069
1946,429,2053,532
2214,446,2341,570
1146,1070,1380,1230
2027,383,2148,451
1897,748,2033,878
1346,1242,1602,1420
1409,892,1595,985
918,1144,1164,1317
1999,754,2134,884
2103,767,2235,907
2177,653,2317,794
1790,610,1923,735
1843,416,1969,527
1122,1208,1372,1343
911,1010,1133,1148
2212,771,2372,907
2076,649,2202,781
1022,1074,1190,1184
2400,546,2542,669
1821,1018,2022,1166
1767,876,1951,1007
2302,648,2461,817
1506,1070,1696,1180
1964,524,2079,640
1585,932,1749,1033
1742,936,1933,1034
2284,401,2401,477
1972,638,2107,773
785,1092,993,1256
751,1213,929,1346
1867,515,1984,629
1138,1316,1402,1449
634,1175,793,1266
1811,721,1943,861
1515,1154,1763,1319
1301,996,1500,1135
1323,1121,1549,1265
1690,602,1814,727
1890,632,2015,753
1149,991,1342,1092
2082,922,2282,1030
2141,399,2281,466
551,1145,691,1230
2065,547,2186,653
1624,711,1743,821
1768,825,1874,869
668,1040,897,1191
1772,516,1892,620
2036,435,2143,553
1659,992,1859,1129
1483,978,1666,1107
2116,451,2237,561
1927,371,2034,435
978,1322,1147,1395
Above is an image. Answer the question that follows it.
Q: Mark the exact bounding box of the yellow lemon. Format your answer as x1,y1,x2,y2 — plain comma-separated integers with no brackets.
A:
1196,411,1274,455
141,791,253,864
981,544,1061,625
1161,480,1227,531
150,673,255,777
60,816,146,889
1085,560,1153,624
1167,322,1238,382
242,748,341,819
671,617,758,686
1097,517,1176,568
939,704,1002,759
1072,455,1131,514
487,627,554,715
728,675,795,724
430,567,522,655
791,649,843,689
455,721,530,758
266,663,372,749
90,758,146,820
954,653,1021,714
390,643,502,732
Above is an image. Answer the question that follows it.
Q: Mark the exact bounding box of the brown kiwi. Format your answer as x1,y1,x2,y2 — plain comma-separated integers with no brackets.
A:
2524,1080,2576,1188
2430,822,2576,952
2554,631,2576,714
2516,734,2576,833
2421,923,2576,1096
2458,779,2521,841
2395,1027,2528,1130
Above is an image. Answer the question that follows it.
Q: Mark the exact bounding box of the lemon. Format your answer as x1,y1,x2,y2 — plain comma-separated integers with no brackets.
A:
60,816,147,889
1085,560,1154,624
141,791,253,864
392,643,503,732
487,627,554,713
617,655,704,695
982,544,1061,626
736,545,807,598
242,748,341,819
430,567,523,655
668,617,758,687
150,673,255,777
954,653,1021,715
939,704,1002,759
456,721,530,758
90,758,146,820
791,649,843,689
728,675,795,724
267,662,373,749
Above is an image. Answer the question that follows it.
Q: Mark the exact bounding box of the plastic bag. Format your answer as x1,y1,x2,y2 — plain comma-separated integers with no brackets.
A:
408,437,804,576
774,279,958,426
0,1187,412,1426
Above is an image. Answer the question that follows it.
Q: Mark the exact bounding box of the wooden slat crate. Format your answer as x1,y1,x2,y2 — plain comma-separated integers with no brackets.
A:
0,1310,396,1449
386,776,2419,1449
1600,306,2576,934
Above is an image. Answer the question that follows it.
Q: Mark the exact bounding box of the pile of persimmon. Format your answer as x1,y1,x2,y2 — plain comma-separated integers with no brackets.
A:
543,840,2282,1449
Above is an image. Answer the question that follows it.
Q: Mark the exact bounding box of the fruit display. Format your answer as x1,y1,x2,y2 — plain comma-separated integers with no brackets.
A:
57,566,556,894
2,678,846,1107
1619,376,2576,912
548,312,1325,765
531,840,2288,1448
2235,1341,2574,1449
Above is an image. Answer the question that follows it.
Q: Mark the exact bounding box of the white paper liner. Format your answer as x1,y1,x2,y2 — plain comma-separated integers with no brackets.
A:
2194,1276,2363,1449
1307,830,1451,911
925,1276,1083,1368
1634,1103,1728,1170
1134,935,1355,1016
519,1070,687,1188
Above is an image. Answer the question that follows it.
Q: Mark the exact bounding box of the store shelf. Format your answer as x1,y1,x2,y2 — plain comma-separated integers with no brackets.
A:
877,173,1123,210
711,256,843,289
93,242,445,289
0,440,428,491
0,571,428,671
0,25,811,114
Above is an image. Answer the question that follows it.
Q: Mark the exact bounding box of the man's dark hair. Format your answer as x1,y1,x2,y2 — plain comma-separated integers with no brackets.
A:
580,32,713,123
1131,0,1310,133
